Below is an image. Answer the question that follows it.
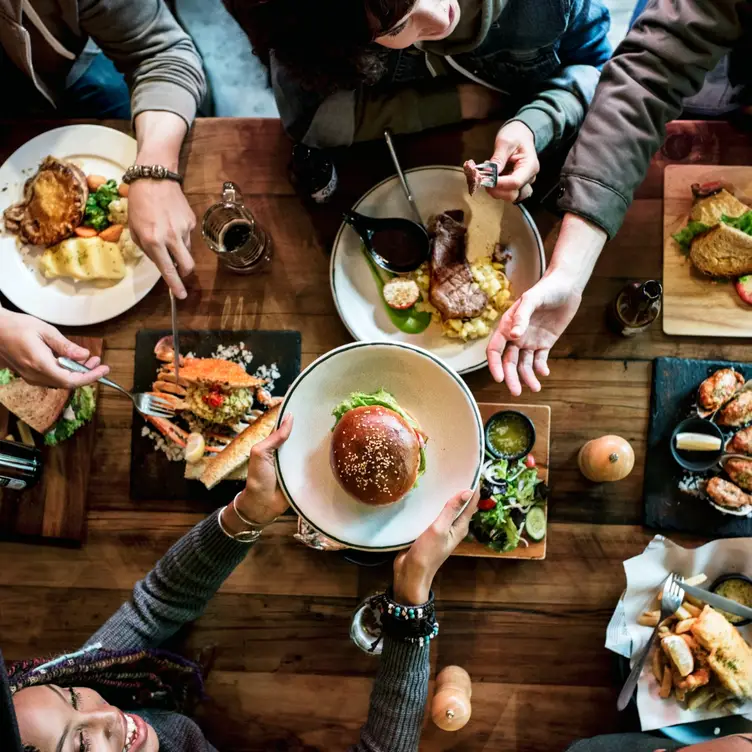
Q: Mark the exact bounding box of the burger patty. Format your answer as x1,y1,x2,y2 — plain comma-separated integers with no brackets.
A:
330,405,422,506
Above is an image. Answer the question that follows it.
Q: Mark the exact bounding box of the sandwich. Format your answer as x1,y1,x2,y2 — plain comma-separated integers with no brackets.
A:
199,405,280,489
672,183,752,277
329,389,427,506
0,369,96,445
691,605,752,700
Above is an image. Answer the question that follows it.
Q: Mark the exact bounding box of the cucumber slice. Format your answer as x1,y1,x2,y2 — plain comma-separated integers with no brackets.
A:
525,506,546,542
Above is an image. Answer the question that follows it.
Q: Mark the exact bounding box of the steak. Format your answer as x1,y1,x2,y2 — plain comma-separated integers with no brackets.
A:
429,212,488,320
463,159,483,196
4,156,88,246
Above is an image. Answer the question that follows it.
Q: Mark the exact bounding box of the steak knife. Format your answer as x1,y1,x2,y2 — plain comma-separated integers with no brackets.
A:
169,290,180,386
679,580,752,622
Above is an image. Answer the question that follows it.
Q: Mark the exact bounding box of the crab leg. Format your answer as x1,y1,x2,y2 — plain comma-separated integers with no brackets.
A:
145,415,190,448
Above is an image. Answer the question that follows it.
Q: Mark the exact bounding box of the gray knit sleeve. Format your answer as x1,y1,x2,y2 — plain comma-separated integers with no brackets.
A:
349,638,430,752
86,510,253,650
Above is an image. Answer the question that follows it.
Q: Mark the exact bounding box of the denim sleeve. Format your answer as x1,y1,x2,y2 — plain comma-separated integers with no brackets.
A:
509,0,611,153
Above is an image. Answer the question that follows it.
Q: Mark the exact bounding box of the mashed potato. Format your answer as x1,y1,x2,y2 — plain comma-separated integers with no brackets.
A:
411,259,513,341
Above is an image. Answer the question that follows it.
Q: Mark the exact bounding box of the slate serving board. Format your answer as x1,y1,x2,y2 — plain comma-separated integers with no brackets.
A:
0,336,103,545
645,356,752,536
130,330,301,502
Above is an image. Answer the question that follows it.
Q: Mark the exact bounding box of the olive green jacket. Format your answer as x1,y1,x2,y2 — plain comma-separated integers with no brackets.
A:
558,0,751,238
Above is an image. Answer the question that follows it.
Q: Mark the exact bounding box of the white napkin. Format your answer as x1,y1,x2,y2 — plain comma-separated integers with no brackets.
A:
605,534,752,731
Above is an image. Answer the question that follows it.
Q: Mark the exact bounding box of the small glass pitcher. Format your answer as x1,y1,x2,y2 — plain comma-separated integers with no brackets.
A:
201,182,272,274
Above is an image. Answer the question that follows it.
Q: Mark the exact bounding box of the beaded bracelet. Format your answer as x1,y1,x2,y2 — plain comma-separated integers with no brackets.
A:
372,589,439,647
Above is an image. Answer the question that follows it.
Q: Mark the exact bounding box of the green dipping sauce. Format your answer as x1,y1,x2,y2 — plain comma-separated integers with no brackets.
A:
486,412,532,458
713,577,752,624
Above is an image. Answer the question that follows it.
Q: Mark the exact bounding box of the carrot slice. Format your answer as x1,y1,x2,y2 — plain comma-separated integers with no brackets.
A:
99,224,124,243
86,174,107,191
74,226,98,238
118,183,129,197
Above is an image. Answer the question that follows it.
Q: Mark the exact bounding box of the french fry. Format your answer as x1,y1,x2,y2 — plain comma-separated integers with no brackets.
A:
652,646,665,682
687,687,713,711
682,602,702,617
707,694,725,712
685,574,707,587
660,666,673,699
639,610,660,627
680,634,698,651
674,605,692,621
676,618,697,635
658,625,671,636
675,686,687,703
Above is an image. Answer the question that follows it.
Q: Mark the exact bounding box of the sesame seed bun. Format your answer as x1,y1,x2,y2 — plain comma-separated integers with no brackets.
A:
330,405,422,505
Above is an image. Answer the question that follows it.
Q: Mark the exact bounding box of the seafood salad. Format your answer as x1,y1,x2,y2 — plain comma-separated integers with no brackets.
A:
142,336,282,483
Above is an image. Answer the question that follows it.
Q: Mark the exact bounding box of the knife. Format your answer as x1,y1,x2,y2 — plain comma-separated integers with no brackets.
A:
679,580,752,622
169,290,180,386
384,129,424,227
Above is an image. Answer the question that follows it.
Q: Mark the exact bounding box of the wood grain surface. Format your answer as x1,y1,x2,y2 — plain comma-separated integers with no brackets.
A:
0,336,103,543
0,118,750,751
663,164,752,337
453,402,550,560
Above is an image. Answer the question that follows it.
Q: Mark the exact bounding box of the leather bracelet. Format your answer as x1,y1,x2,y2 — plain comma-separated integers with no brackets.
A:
123,164,183,185
217,505,262,544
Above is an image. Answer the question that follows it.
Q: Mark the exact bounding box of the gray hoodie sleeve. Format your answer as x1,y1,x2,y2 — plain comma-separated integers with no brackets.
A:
557,0,747,238
78,0,207,126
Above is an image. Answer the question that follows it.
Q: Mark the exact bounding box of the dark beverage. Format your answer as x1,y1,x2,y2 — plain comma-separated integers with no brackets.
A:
607,280,663,337
221,220,253,253
0,438,43,491
289,144,338,204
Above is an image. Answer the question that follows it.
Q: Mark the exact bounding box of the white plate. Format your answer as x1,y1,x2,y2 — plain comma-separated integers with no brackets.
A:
0,125,160,326
276,341,484,551
330,166,546,374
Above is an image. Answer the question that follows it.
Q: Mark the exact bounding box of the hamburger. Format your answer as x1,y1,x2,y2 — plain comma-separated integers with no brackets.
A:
330,389,427,506
0,369,96,445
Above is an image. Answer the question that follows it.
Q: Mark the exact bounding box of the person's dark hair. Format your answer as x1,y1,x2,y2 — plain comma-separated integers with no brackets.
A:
226,0,417,91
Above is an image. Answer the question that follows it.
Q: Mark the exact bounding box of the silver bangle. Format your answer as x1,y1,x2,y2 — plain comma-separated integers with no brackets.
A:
232,492,274,528
217,505,262,544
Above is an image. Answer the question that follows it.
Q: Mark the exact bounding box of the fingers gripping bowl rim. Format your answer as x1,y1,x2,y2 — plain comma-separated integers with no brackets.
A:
274,341,485,551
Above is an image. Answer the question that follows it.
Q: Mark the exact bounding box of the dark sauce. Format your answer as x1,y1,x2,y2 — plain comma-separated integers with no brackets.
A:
370,228,427,272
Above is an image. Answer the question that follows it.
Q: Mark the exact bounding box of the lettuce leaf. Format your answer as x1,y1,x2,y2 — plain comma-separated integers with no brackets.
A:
44,385,96,446
0,369,15,385
672,221,709,253
722,211,752,236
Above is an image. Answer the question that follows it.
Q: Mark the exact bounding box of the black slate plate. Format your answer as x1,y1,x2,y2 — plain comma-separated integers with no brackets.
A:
644,356,752,536
130,330,301,503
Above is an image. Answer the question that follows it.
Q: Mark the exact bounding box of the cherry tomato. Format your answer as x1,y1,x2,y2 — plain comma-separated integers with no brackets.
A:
524,454,536,468
477,498,496,511
202,389,225,408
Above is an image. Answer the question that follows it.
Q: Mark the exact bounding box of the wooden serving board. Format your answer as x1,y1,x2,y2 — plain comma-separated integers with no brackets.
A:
645,356,752,537
453,402,551,560
0,337,103,545
663,164,752,337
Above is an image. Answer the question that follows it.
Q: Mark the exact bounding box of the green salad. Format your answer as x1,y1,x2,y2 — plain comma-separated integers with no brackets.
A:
45,385,96,446
672,210,752,253
467,454,548,553
83,179,119,231
0,368,15,385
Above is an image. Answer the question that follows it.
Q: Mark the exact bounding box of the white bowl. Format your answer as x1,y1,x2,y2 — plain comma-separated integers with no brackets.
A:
275,341,484,550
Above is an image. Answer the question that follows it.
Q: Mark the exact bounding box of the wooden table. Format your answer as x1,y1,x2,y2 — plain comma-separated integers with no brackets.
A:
0,118,750,751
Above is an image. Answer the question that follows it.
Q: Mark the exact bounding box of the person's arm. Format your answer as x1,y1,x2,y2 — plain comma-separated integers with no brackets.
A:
558,0,747,239
79,0,207,297
86,416,293,651
350,490,479,752
0,307,108,388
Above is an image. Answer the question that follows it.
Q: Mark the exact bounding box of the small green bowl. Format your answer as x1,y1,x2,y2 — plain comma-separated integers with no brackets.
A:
484,410,536,461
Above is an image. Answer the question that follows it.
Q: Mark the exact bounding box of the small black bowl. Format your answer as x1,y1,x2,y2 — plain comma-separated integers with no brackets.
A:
484,410,536,461
670,417,724,472
710,573,752,627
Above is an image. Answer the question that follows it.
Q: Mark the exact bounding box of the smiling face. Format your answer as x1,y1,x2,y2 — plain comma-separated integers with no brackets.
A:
13,685,158,752
374,0,461,48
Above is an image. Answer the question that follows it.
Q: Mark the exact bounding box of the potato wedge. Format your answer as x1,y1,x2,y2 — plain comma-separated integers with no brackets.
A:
639,610,660,627
682,602,702,617
660,666,673,699
676,618,697,635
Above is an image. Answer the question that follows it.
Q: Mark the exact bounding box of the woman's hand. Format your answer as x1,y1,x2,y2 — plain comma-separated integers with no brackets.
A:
0,309,109,388
232,414,294,527
485,121,539,203
130,111,196,300
392,489,479,605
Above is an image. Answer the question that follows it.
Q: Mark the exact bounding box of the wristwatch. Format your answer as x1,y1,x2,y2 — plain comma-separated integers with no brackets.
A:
123,164,183,185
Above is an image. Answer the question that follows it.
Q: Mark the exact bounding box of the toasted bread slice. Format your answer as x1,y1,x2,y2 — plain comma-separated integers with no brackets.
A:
4,156,88,247
185,459,248,481
691,606,752,699
690,189,750,226
690,223,752,277
159,358,264,389
0,379,69,434
200,405,280,489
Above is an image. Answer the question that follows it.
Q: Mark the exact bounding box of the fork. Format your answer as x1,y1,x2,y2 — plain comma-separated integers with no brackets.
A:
617,573,684,711
474,161,499,189
57,357,175,419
